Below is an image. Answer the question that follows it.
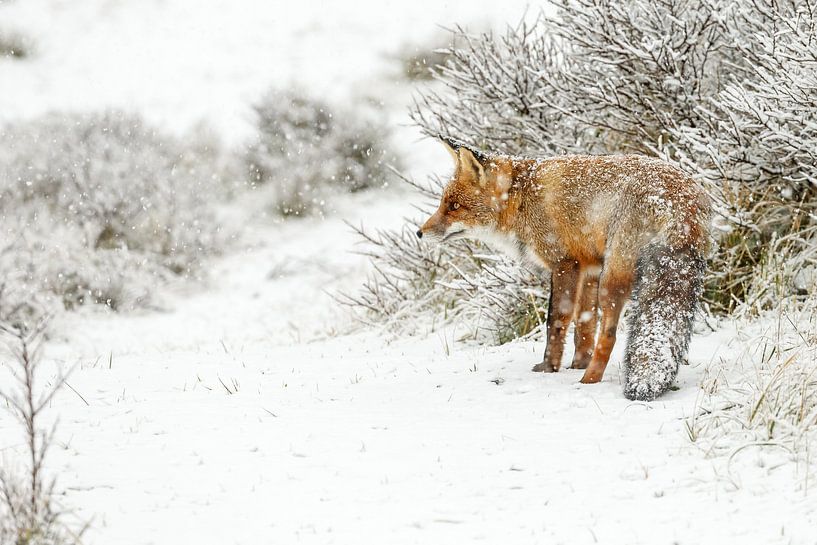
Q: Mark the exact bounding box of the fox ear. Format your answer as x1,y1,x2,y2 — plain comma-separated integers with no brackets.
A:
458,147,485,183
438,135,490,165
440,136,460,163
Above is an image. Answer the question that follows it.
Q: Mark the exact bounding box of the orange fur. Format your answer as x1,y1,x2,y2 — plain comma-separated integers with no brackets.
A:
419,140,710,384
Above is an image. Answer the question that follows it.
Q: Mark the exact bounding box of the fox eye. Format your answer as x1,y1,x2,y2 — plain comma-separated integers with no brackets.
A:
448,202,461,212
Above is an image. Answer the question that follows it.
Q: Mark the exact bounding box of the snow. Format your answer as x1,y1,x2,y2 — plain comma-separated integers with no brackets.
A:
1,1,816,544
39,227,817,544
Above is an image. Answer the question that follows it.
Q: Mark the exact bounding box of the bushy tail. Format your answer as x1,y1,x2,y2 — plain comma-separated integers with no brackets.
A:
623,242,706,401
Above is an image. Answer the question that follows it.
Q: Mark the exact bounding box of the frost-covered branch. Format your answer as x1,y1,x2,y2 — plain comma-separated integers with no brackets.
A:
0,319,87,545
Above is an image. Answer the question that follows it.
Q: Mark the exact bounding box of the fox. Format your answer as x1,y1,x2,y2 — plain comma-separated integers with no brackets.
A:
417,137,711,400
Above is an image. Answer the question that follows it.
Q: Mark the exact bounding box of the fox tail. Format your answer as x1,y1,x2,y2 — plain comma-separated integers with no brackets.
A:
622,242,706,401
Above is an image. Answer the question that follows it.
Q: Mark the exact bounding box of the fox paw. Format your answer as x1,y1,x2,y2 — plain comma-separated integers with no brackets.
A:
570,356,591,370
579,369,603,384
532,362,558,373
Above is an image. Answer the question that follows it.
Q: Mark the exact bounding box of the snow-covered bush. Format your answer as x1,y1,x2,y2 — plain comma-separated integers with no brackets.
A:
411,18,576,156
342,173,548,343
667,2,817,313
0,28,30,60
246,90,395,217
0,111,227,328
410,0,817,315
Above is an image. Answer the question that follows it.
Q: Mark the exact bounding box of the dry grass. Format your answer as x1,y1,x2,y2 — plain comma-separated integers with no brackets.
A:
688,299,817,487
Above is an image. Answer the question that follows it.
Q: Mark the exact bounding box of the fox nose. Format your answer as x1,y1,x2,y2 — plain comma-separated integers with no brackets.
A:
416,229,423,239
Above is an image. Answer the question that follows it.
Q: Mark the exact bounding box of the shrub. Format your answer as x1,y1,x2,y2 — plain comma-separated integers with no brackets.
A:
0,29,30,60
245,90,396,217
350,0,817,341
410,1,817,316
0,111,228,327
411,18,575,156
666,2,817,313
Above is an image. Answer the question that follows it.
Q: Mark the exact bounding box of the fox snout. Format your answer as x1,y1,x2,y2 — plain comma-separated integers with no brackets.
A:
417,211,449,241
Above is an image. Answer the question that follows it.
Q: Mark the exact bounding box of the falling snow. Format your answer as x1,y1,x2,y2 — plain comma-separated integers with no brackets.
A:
0,1,815,544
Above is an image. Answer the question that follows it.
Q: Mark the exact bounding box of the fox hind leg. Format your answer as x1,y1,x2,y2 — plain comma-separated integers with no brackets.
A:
579,265,632,384
533,259,581,373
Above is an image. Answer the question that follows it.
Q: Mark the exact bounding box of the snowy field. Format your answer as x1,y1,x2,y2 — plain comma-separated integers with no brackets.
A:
1,1,816,544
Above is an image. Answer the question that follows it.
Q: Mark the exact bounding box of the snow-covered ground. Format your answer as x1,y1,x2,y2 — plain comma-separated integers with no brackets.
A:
1,1,815,544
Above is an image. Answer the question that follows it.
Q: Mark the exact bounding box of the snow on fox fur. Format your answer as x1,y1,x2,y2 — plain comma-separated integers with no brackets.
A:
417,137,710,400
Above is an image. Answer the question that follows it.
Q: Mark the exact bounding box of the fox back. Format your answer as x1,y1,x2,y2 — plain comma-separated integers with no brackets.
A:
421,151,709,270
418,139,711,400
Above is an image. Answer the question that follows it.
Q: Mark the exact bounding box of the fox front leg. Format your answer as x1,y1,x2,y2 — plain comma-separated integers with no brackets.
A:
533,259,581,373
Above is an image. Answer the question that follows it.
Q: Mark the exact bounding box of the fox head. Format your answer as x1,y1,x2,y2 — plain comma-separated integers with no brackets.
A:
416,137,512,243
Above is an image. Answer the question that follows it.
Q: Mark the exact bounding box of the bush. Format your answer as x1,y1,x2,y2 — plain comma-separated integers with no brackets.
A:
245,90,396,217
0,111,228,328
350,0,817,341
410,1,817,316
666,2,817,313
0,29,30,60
411,18,574,156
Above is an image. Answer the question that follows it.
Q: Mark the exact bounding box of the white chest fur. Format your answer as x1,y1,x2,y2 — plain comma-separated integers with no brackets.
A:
470,227,547,268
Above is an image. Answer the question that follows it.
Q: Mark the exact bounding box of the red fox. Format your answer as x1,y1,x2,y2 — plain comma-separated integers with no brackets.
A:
417,137,711,400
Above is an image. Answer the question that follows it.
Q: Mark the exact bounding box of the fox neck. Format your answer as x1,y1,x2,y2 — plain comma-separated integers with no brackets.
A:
473,158,548,267
466,179,530,262
494,157,533,236
496,187,522,234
